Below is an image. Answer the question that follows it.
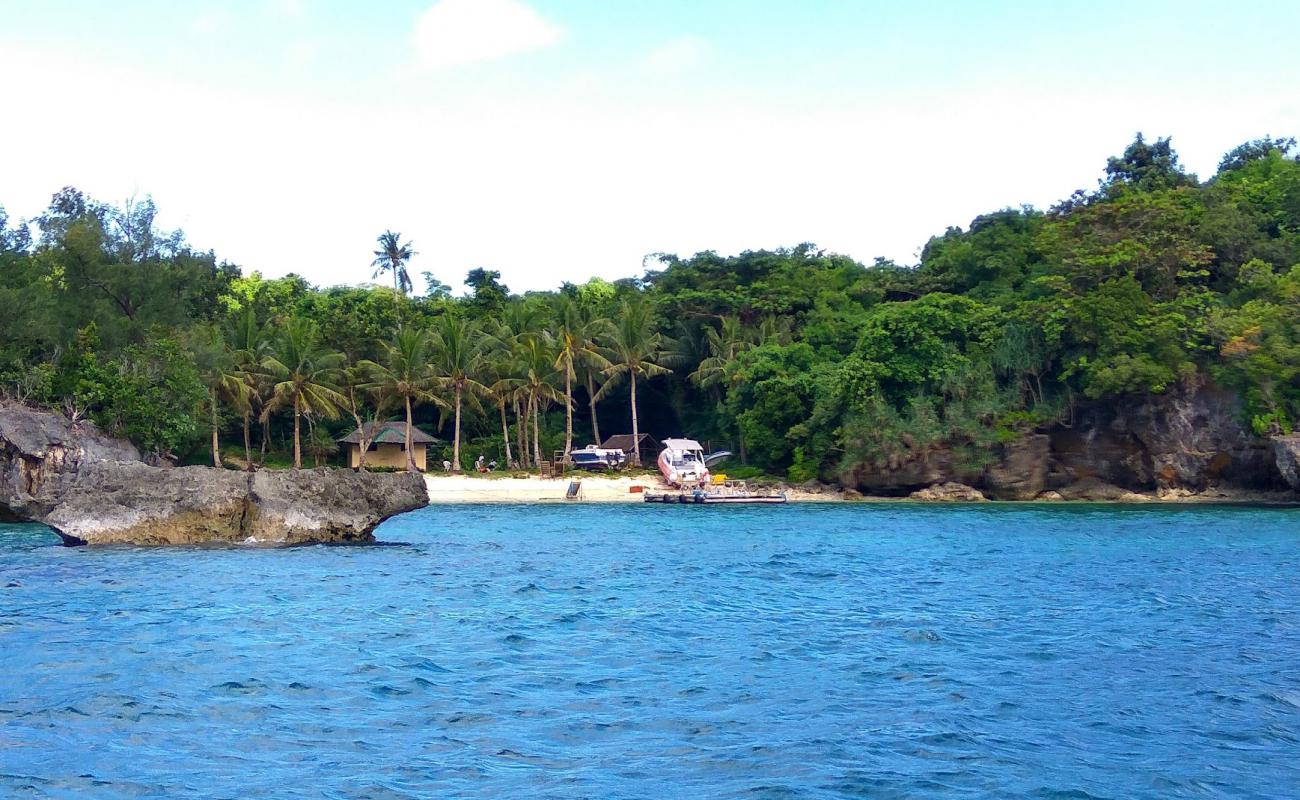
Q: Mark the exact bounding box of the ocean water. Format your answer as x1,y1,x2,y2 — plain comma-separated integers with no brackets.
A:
2,504,1299,799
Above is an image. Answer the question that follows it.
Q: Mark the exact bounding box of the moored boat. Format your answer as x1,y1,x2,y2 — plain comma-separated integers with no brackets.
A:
569,444,626,470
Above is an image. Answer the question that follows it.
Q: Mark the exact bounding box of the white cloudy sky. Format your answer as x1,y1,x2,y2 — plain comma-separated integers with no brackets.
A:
1,0,1298,292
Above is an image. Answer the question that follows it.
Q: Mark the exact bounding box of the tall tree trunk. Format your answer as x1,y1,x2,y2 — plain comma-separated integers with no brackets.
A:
515,397,528,468
210,388,221,468
393,268,402,326
563,361,573,459
355,420,369,472
308,416,321,468
630,370,640,466
452,385,463,472
242,413,253,471
404,393,416,473
587,373,601,445
292,394,302,470
531,393,542,468
499,400,513,468
739,426,748,466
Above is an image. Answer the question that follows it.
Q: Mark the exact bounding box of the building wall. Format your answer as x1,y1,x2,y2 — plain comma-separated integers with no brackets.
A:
347,443,426,471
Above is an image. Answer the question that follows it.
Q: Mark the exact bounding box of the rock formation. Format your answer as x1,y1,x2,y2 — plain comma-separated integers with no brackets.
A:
1272,434,1300,491
845,385,1300,500
1,405,428,545
982,434,1049,500
909,482,987,502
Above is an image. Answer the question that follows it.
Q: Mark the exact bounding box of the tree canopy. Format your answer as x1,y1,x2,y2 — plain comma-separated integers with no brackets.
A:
5,133,1300,478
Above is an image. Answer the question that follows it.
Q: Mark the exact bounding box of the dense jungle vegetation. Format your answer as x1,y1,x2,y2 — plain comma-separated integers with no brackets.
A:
3,134,1299,482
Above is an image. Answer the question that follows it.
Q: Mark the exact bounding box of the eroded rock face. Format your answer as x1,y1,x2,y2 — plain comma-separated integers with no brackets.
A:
1272,435,1300,491
1,404,428,546
983,435,1049,500
910,482,987,502
1056,477,1151,502
1050,386,1281,492
844,447,963,495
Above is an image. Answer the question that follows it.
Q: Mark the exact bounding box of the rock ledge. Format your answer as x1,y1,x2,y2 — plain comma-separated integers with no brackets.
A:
1,405,427,546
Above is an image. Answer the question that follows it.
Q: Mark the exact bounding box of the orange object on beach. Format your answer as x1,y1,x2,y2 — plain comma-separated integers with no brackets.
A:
629,485,644,494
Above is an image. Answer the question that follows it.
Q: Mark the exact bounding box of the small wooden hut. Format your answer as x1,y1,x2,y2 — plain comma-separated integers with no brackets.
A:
600,433,661,464
338,422,438,471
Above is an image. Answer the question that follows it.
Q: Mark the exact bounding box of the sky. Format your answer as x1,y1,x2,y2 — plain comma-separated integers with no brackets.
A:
2,0,1299,294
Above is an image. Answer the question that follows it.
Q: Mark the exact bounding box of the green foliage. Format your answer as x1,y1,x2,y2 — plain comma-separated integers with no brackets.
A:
7,131,1300,481
66,335,206,456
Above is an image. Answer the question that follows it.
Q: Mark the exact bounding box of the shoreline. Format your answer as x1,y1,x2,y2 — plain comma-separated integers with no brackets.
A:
423,474,845,503
422,474,1298,505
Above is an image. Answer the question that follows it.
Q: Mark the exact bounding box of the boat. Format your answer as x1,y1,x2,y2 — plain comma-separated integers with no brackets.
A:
651,438,784,504
569,444,626,470
657,438,731,488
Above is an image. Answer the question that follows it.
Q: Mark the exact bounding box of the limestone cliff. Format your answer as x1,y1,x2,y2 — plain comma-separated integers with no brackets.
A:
0,405,428,545
846,386,1297,499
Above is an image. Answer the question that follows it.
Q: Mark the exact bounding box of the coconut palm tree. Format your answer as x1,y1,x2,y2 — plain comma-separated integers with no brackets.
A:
226,307,270,470
199,333,252,469
584,366,606,446
690,315,755,463
260,318,347,470
599,300,673,466
365,327,440,473
552,296,612,459
430,315,489,472
517,332,562,468
483,341,519,469
487,302,546,467
371,230,416,316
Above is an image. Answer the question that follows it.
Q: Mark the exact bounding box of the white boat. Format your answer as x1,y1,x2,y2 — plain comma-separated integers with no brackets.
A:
569,444,626,470
657,438,731,488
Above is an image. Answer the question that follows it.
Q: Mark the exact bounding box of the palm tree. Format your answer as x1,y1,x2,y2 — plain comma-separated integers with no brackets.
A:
365,327,441,473
599,300,672,466
487,303,545,467
371,230,416,316
552,296,611,459
200,333,252,469
483,341,519,469
226,308,269,470
517,333,562,468
430,315,489,472
690,315,754,463
584,366,606,446
260,318,347,470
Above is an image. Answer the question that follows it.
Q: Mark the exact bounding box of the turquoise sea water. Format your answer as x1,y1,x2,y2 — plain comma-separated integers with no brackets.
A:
2,504,1299,799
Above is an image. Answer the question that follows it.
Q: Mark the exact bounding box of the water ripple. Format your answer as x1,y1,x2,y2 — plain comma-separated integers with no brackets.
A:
2,505,1300,798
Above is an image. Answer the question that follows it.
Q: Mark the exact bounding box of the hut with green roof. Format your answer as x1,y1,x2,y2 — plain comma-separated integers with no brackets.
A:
338,422,438,471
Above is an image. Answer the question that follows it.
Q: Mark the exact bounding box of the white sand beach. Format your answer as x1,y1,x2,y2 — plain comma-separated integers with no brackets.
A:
423,474,845,503
425,474,656,503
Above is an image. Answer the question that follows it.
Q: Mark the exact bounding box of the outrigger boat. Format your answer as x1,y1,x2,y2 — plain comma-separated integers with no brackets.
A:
646,438,787,504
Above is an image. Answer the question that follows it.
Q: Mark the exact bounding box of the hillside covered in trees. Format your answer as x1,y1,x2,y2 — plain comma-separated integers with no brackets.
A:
3,134,1300,491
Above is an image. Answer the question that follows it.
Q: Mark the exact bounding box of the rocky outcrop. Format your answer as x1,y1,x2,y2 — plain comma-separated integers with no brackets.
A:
910,482,987,502
1272,435,1300,491
843,447,959,495
983,435,1049,500
1,404,427,545
846,386,1295,498
1055,477,1152,502
1052,386,1281,492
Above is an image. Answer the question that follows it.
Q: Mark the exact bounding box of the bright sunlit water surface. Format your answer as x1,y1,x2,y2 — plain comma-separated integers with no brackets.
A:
3,504,1300,799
